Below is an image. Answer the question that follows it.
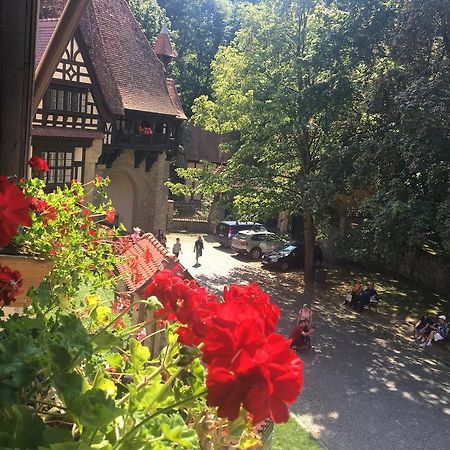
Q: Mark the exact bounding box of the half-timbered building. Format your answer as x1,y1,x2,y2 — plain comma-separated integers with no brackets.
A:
34,0,186,232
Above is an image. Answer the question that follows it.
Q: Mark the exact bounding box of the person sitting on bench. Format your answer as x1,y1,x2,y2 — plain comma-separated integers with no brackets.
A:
420,315,448,347
344,280,362,308
358,282,378,312
415,315,434,337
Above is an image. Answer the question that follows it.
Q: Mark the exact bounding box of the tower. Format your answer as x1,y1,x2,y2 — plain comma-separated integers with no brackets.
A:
153,24,176,72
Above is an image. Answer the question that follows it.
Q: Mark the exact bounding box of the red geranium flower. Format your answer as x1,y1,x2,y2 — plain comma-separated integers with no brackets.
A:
31,198,57,225
223,283,280,335
105,207,116,223
0,265,23,305
28,156,49,173
0,176,32,247
206,332,303,424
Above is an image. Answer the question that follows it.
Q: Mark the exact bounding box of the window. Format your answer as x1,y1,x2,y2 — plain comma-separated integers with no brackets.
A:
40,150,75,188
47,87,88,113
252,234,265,242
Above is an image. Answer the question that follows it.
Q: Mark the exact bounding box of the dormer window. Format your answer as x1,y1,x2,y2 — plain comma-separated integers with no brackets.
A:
46,87,88,114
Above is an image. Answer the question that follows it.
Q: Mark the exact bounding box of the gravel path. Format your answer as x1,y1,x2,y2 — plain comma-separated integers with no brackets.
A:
169,233,450,450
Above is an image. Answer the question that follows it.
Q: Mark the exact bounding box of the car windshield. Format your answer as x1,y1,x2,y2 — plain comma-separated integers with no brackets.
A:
277,245,296,255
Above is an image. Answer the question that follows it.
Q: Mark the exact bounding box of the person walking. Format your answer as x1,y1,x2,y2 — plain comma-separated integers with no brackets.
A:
172,237,182,258
193,235,204,266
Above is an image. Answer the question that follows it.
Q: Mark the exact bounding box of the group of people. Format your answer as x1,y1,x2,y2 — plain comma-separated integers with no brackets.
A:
290,304,316,350
156,231,205,267
415,314,449,348
343,280,378,312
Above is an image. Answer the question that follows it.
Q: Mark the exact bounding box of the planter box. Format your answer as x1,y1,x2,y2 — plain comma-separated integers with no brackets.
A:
0,254,53,307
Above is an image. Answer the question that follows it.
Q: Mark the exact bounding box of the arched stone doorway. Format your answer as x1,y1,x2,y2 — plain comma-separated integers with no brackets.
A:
107,171,136,231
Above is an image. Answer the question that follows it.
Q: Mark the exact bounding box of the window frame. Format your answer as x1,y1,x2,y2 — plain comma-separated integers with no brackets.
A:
35,147,85,190
45,86,88,114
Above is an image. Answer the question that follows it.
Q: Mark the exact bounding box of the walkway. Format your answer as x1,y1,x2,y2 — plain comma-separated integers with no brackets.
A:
170,234,450,450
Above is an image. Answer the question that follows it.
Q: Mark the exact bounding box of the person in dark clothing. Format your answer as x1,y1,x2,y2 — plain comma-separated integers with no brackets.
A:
358,282,378,312
415,315,433,336
193,236,204,266
348,280,363,309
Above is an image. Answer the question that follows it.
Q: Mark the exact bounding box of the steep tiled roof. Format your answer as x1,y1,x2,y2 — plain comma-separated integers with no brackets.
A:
39,0,67,19
35,19,58,66
115,234,191,294
183,122,234,164
166,79,187,120
79,0,181,117
153,25,177,59
38,0,184,118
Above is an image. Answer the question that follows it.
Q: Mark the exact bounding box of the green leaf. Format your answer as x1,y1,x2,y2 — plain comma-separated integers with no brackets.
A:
129,338,150,372
93,372,117,398
92,331,120,351
71,389,122,431
11,405,46,449
160,415,199,449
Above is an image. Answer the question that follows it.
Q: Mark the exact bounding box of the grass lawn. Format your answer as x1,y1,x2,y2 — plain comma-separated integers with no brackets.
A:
272,416,322,450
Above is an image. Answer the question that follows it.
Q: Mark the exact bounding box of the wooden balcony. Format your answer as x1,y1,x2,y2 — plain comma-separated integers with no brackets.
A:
105,129,177,151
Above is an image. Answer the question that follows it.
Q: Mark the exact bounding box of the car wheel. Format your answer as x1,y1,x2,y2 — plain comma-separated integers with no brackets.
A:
280,262,289,271
250,247,262,259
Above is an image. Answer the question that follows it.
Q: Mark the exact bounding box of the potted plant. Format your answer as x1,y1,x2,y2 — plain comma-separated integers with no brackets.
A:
0,161,303,449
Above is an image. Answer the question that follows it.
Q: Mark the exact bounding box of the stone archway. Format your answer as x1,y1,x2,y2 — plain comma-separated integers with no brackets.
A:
107,171,136,231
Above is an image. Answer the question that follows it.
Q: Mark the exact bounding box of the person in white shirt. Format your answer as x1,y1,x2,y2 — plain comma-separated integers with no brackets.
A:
172,237,182,258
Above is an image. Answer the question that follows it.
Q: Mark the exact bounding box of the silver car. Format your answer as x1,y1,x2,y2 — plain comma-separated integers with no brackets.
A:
231,230,287,259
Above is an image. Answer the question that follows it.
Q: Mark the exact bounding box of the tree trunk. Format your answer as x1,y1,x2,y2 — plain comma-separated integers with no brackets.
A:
303,208,315,286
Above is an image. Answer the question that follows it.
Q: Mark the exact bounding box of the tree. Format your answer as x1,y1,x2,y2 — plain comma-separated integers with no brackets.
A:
339,0,450,260
128,0,169,42
192,0,363,284
158,0,236,113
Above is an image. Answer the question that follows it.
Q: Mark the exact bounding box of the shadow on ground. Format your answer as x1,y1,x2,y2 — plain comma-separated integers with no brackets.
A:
196,261,450,450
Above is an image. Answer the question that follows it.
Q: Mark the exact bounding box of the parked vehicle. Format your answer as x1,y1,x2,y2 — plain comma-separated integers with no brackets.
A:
262,244,323,271
214,221,267,247
231,230,288,259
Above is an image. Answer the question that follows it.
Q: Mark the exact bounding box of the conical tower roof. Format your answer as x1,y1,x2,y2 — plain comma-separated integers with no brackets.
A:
153,24,177,59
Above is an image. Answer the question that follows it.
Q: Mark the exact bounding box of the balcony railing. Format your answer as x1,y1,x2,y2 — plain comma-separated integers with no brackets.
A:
107,129,175,149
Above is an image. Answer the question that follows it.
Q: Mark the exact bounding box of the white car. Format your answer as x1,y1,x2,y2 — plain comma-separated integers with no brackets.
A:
231,230,288,259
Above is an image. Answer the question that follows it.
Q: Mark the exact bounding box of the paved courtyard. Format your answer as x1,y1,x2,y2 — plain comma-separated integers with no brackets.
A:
169,233,450,450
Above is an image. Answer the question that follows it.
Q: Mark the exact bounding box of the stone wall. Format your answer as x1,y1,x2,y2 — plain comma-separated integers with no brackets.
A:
168,218,211,234
98,149,170,234
382,249,450,295
326,223,450,295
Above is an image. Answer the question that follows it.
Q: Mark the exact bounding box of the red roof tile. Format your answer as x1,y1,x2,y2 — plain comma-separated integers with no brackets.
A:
166,79,187,120
115,234,191,294
184,122,234,164
38,0,184,118
79,0,181,117
153,26,177,59
35,19,58,66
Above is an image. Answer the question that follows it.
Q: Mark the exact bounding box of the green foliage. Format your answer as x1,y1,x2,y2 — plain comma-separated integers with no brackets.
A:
13,178,123,303
336,0,450,259
156,0,244,113
1,176,254,448
128,0,169,42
